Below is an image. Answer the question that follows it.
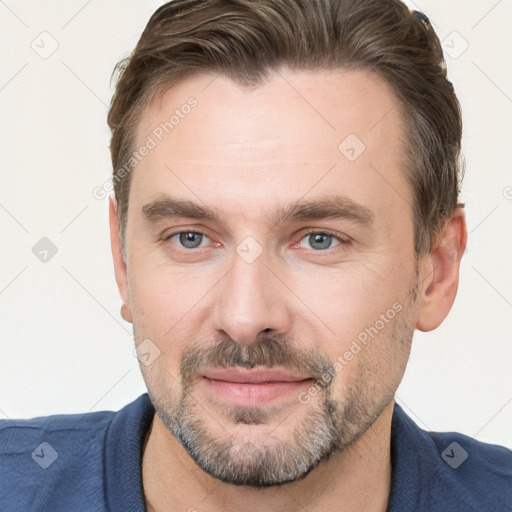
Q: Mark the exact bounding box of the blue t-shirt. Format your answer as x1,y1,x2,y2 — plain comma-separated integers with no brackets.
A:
1,394,511,511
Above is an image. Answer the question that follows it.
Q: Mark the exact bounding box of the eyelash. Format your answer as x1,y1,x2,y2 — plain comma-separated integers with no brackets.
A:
163,229,349,254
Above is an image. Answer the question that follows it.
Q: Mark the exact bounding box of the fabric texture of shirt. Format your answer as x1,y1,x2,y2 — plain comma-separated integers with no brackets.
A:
1,394,511,511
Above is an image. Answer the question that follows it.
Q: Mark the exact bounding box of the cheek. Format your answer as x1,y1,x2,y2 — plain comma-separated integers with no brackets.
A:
292,260,409,342
292,259,414,394
328,305,413,405
128,258,211,330
127,263,215,384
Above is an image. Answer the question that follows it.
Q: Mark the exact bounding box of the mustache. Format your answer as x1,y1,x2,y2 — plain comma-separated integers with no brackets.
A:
180,336,334,384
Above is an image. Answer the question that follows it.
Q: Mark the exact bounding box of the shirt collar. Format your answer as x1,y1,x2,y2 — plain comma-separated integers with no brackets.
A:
105,393,154,511
387,402,433,511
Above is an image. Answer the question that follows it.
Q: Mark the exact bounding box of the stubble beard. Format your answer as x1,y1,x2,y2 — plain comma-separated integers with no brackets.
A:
145,292,416,488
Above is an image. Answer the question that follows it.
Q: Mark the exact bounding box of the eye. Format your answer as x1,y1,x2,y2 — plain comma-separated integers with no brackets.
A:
298,231,343,251
166,231,211,249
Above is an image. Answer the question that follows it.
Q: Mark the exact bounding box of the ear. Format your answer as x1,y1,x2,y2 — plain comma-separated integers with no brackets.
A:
415,208,467,332
109,194,132,324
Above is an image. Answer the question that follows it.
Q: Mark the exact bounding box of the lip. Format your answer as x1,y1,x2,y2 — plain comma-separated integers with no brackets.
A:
201,368,314,406
202,368,310,383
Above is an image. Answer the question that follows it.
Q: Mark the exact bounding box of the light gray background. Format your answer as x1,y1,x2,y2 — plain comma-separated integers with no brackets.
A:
1,0,511,449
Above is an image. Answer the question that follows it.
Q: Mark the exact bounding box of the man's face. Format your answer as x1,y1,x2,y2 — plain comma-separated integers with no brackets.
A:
120,68,422,486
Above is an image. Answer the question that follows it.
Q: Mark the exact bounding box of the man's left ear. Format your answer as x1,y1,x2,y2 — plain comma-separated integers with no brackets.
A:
416,207,468,332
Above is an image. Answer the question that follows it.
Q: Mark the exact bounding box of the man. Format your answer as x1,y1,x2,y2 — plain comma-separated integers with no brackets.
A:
1,0,511,511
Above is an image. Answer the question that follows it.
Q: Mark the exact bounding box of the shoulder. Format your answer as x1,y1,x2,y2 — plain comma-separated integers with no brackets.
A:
0,395,152,512
0,408,114,511
426,428,512,511
391,403,512,512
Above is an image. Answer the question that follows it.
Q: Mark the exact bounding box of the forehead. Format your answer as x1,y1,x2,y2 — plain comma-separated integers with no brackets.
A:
130,67,412,229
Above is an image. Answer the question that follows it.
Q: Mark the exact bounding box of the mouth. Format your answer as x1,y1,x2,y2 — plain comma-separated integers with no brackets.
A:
201,368,315,406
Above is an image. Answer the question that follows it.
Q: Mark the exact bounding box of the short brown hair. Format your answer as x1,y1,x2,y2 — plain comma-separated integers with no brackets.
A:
107,0,464,256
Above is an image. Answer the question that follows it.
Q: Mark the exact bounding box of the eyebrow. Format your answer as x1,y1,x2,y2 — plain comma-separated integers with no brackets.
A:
141,194,375,228
269,196,375,227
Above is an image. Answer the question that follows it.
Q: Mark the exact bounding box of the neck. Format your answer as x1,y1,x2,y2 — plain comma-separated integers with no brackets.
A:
142,401,394,512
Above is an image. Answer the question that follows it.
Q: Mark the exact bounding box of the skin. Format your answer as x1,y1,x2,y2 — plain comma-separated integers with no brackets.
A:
109,67,467,511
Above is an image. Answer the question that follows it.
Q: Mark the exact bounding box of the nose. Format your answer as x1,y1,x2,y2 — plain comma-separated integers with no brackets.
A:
214,250,292,346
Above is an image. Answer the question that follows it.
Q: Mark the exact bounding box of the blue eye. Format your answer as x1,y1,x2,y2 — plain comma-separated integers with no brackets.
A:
168,231,209,249
164,230,345,254
298,232,342,251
